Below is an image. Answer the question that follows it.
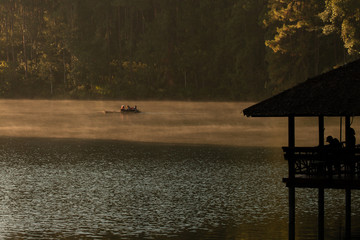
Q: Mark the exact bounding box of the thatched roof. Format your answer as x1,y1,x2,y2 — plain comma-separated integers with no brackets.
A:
243,59,360,117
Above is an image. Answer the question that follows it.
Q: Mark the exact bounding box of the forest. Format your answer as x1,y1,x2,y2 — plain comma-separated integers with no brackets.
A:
0,0,359,100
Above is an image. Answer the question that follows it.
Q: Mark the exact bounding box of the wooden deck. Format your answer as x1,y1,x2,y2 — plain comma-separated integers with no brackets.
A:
283,175,360,189
283,146,360,189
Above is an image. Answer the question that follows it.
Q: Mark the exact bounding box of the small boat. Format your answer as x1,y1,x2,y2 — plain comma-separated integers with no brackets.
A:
103,109,141,114
103,106,140,114
120,108,140,113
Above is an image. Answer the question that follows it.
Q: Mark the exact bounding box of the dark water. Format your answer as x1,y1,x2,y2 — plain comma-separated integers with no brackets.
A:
0,138,358,239
0,100,359,239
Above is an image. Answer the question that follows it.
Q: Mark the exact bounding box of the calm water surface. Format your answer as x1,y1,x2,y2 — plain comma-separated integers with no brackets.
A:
0,100,358,239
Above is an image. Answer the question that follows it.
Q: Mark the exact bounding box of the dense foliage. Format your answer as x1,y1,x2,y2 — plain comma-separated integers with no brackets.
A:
0,0,358,100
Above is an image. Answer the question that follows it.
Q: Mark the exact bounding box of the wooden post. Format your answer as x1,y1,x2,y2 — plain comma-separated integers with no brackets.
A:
288,116,295,240
345,116,354,176
289,116,295,147
318,188,324,240
318,116,325,240
345,188,351,240
288,116,295,178
345,116,351,146
289,187,295,240
345,116,352,239
319,116,324,146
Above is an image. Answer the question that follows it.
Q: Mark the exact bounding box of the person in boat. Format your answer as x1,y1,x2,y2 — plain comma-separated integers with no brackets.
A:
121,105,125,111
127,105,137,111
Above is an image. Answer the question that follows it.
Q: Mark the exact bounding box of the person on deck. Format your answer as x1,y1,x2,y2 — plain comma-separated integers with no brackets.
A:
346,127,356,174
347,127,356,149
326,136,341,149
326,136,341,177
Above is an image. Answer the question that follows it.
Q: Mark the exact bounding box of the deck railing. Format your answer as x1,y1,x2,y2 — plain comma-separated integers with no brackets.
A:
283,146,360,178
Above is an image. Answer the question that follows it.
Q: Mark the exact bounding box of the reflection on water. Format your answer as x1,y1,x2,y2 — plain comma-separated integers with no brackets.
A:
0,100,358,239
0,139,358,239
0,139,288,239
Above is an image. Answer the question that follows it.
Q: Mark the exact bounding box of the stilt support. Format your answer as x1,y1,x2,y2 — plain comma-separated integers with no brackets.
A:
345,188,351,240
289,187,295,240
318,188,324,240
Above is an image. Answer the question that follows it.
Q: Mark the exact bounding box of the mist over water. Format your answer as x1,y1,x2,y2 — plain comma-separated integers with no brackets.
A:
0,100,355,147
0,100,264,145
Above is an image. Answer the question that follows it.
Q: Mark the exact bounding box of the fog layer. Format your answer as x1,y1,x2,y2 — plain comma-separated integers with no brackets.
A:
0,100,354,147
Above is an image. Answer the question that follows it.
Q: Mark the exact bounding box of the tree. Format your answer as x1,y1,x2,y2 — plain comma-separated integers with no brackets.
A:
264,0,335,93
223,0,269,100
320,0,360,56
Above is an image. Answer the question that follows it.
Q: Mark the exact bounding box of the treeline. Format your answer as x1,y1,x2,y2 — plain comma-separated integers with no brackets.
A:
0,0,358,100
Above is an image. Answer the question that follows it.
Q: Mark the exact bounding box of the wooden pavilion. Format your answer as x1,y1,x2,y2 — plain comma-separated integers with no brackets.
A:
243,58,360,240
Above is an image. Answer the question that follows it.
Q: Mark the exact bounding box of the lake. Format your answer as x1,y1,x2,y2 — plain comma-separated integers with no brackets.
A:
0,100,358,239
